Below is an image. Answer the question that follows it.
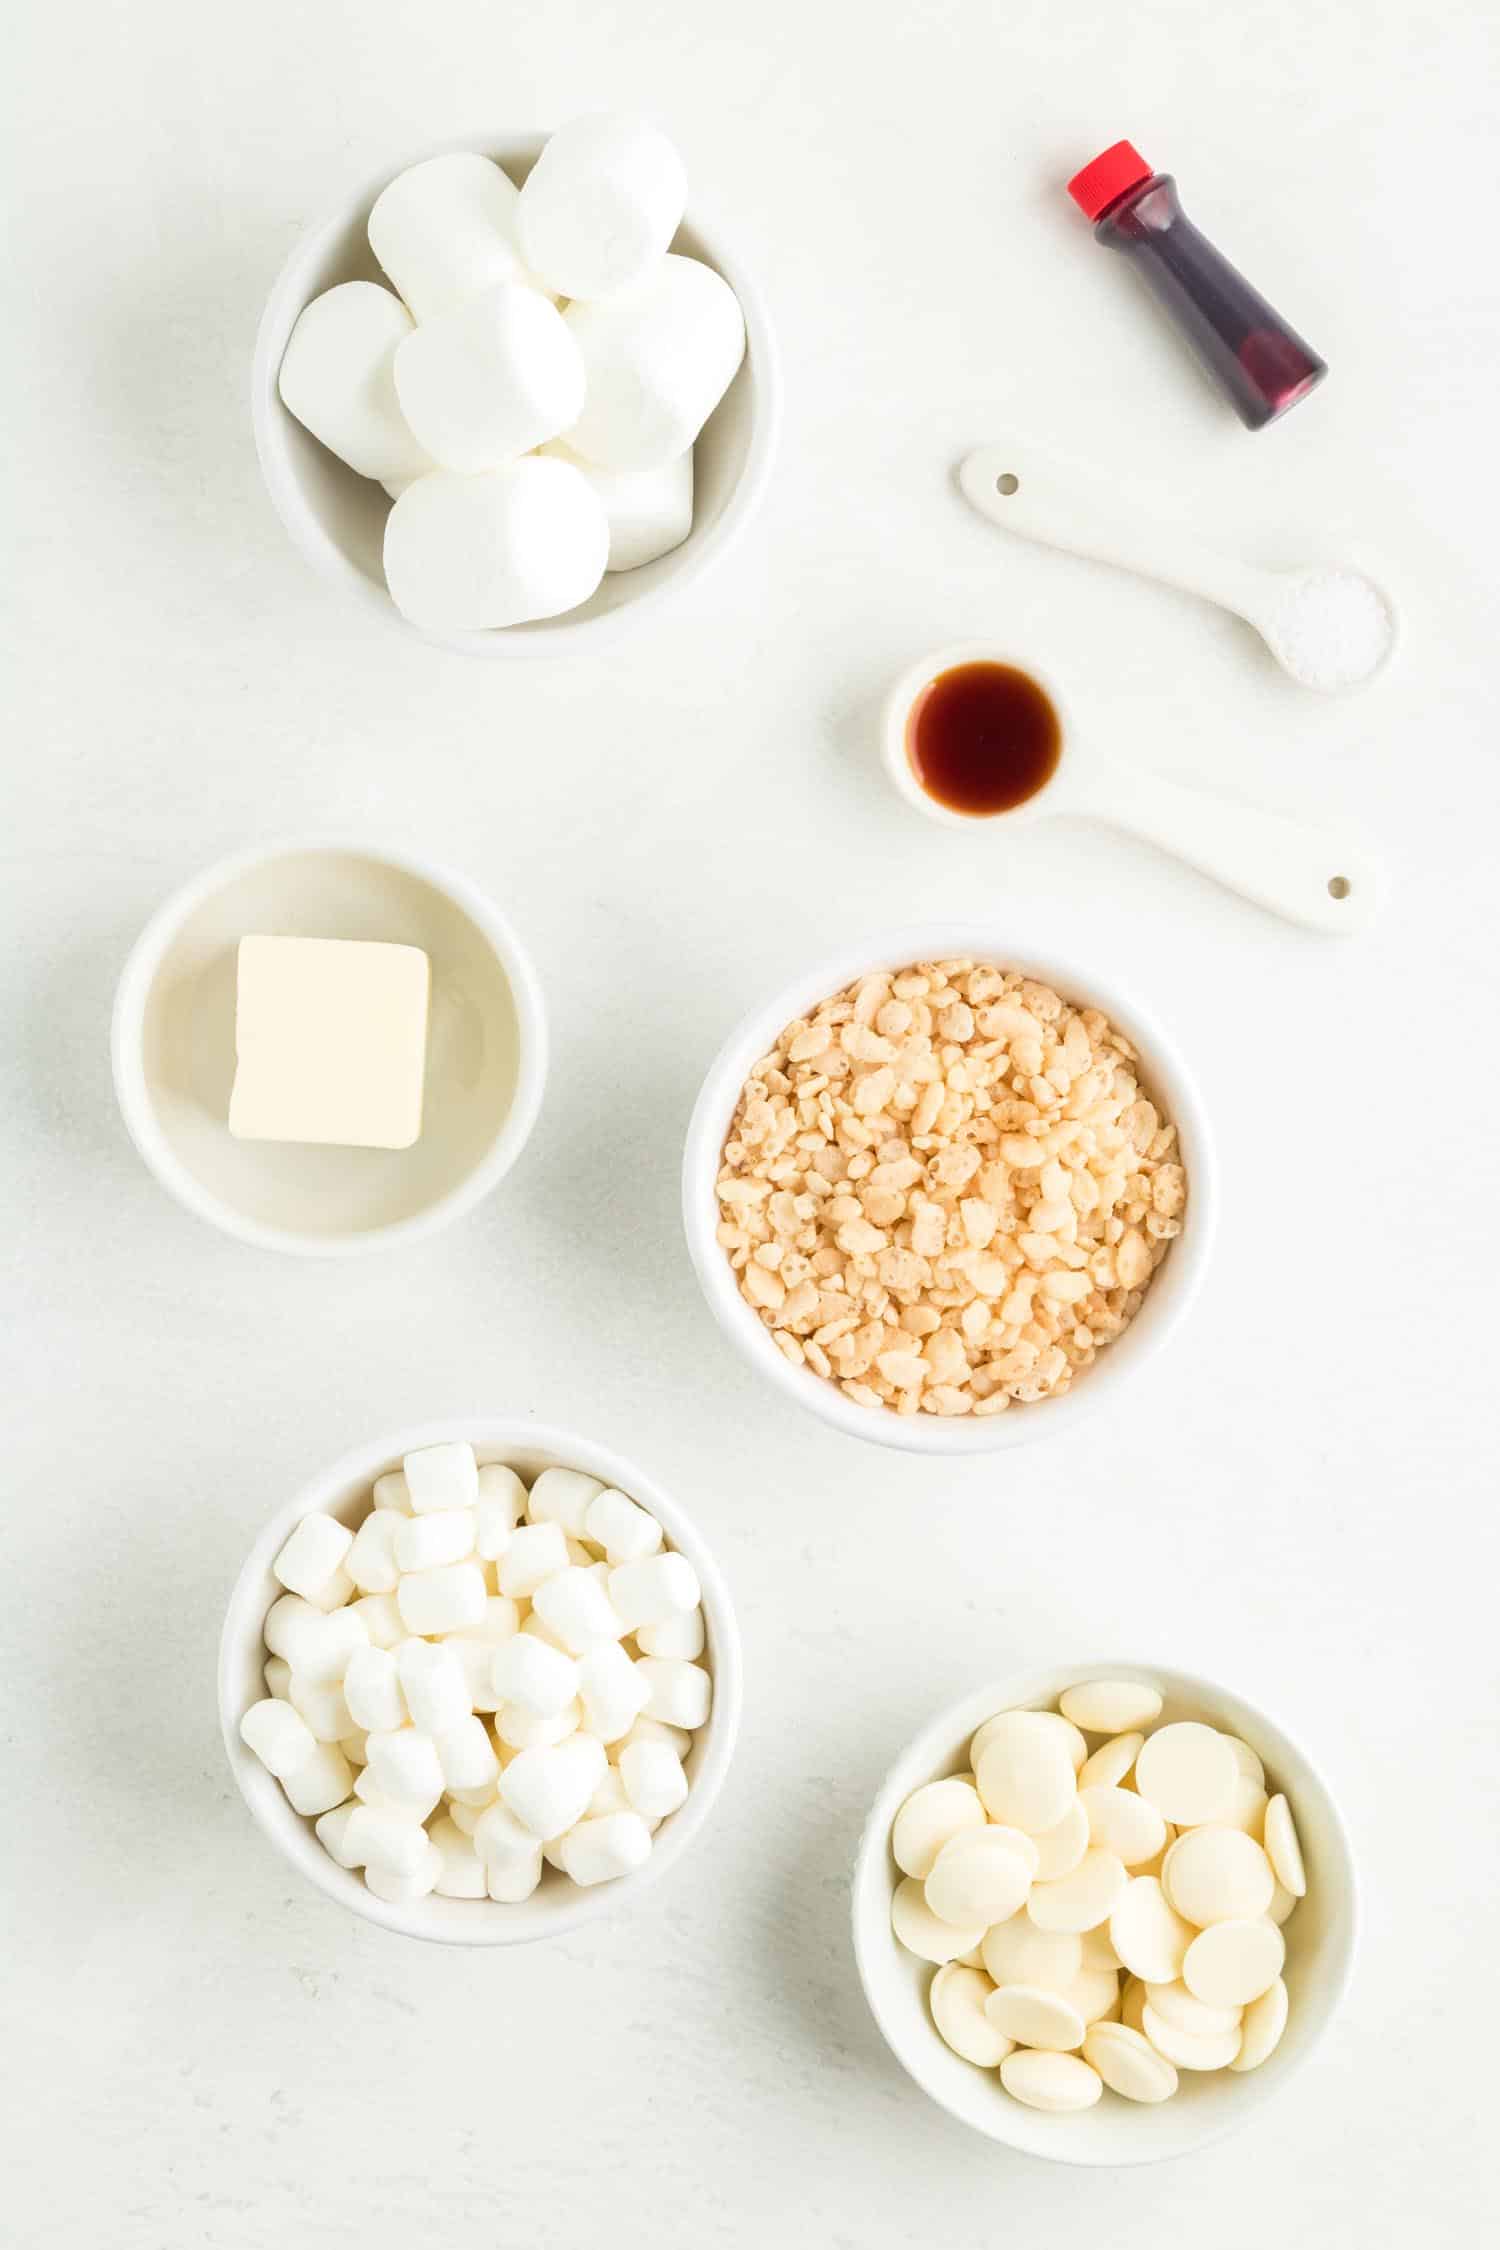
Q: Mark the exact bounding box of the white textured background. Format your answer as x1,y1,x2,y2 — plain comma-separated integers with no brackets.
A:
4,1,1497,2242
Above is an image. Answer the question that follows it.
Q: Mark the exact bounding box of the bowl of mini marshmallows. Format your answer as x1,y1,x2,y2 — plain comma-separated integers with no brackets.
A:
682,927,1217,1453
851,1663,1357,2165
219,1419,741,1942
253,116,779,654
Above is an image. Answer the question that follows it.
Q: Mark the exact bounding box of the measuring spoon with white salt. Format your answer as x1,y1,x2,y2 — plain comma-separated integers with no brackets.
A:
959,438,1398,693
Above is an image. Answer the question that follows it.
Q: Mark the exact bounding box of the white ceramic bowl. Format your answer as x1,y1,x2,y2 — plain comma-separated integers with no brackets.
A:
219,1417,742,1944
851,1661,1358,2165
252,130,781,655
681,926,1217,1454
111,838,547,1255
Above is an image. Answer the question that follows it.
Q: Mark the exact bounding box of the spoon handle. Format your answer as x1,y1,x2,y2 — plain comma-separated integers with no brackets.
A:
959,439,1264,622
1071,758,1385,934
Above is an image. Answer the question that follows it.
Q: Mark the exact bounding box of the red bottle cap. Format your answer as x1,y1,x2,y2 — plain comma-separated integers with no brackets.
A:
1067,140,1152,221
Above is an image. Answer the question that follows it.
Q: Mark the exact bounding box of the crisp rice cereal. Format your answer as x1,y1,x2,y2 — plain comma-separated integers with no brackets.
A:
714,961,1185,1417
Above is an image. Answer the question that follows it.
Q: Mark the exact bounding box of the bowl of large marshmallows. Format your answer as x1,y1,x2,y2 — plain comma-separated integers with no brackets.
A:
253,116,778,651
219,1421,741,1942
852,1664,1357,2164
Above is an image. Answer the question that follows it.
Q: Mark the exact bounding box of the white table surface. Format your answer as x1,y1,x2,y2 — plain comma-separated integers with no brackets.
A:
5,1,1497,2241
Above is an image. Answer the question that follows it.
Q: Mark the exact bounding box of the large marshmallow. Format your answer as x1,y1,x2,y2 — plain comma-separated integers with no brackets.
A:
517,113,687,301
394,284,584,472
369,152,534,321
539,443,693,575
564,256,745,471
499,1733,608,1840
557,1811,654,1888
240,1697,316,1780
384,458,608,631
278,282,434,486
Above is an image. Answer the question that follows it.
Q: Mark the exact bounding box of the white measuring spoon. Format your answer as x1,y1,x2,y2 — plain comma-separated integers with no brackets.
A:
958,439,1398,693
883,644,1384,933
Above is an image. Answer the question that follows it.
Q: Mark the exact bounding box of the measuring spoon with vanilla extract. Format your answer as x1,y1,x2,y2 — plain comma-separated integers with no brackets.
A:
882,643,1383,933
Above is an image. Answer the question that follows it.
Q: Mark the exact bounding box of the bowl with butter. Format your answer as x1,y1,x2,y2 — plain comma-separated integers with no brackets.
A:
111,838,546,1254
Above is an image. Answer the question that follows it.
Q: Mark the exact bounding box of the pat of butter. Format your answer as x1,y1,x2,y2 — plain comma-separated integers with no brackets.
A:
228,934,430,1150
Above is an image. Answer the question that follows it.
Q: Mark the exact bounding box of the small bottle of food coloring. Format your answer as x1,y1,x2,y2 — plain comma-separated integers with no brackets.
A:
1066,140,1327,430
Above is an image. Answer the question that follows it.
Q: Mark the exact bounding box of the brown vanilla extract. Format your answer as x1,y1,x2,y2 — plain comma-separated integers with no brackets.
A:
906,661,1061,816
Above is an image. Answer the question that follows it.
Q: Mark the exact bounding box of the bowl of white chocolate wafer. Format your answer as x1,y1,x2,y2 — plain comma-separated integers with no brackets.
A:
220,1420,741,1943
851,1663,1357,2164
253,117,780,654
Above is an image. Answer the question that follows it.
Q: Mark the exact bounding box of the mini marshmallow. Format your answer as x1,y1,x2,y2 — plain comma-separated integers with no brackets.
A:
278,282,435,486
494,1699,581,1752
273,1513,354,1602
264,1597,368,1683
589,1766,631,1818
397,1640,472,1735
364,1727,445,1810
384,458,608,632
346,1510,402,1595
436,1715,501,1793
430,1816,488,1898
395,1507,476,1575
282,1742,354,1818
369,152,534,323
486,1851,543,1903
473,1798,541,1868
447,1637,503,1712
520,1611,573,1656
564,255,745,471
465,1595,522,1643
314,1803,362,1868
396,1560,487,1636
340,1731,368,1766
372,1471,411,1513
607,1552,701,1632
288,1673,353,1743
636,1657,712,1730
402,1441,479,1513
617,1714,693,1759
366,1841,443,1904
491,1634,578,1718
476,1464,527,1557
303,1567,355,1614
517,113,687,301
343,1646,407,1735
582,1486,665,1564
240,1697,316,1780
500,1733,608,1840
394,283,585,473
636,1606,705,1661
352,1592,404,1650
526,1467,605,1537
498,1520,570,1600
557,1811,654,1888
618,1737,689,1822
447,1793,494,1834
576,1641,650,1744
354,1765,441,1822
542,444,693,575
263,1656,292,1699
531,1566,626,1655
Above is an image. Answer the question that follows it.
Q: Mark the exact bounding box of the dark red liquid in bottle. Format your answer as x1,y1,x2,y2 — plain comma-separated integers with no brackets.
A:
906,662,1061,816
1068,140,1326,431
